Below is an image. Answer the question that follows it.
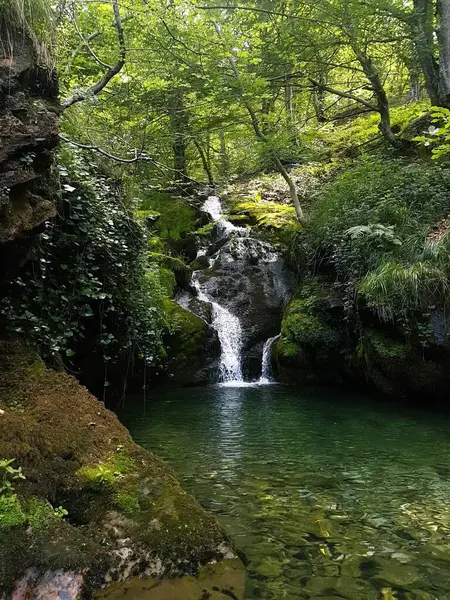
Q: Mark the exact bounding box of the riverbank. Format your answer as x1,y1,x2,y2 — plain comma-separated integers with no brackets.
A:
0,342,242,599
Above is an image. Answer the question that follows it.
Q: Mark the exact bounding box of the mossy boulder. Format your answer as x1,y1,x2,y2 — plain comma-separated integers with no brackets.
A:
163,300,220,384
0,341,238,599
352,328,450,401
139,193,208,261
275,278,347,384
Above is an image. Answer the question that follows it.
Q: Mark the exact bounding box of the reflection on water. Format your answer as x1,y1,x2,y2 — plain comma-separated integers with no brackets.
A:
119,385,450,599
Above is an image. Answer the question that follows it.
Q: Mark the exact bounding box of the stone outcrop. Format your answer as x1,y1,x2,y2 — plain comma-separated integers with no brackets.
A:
0,342,239,599
0,21,59,280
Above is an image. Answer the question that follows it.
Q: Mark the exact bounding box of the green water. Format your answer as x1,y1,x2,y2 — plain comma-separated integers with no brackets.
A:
119,385,450,600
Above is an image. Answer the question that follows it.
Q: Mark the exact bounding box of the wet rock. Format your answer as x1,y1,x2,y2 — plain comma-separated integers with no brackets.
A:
0,21,59,281
304,575,379,599
163,300,220,384
254,558,283,578
0,342,234,598
198,235,294,379
95,559,245,599
371,559,421,588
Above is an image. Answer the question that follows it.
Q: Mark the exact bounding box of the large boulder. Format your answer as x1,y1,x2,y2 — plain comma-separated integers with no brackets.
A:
274,278,347,385
163,300,220,384
197,235,294,378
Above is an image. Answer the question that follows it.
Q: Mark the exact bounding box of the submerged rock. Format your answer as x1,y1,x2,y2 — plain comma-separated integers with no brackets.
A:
95,559,245,599
0,341,239,599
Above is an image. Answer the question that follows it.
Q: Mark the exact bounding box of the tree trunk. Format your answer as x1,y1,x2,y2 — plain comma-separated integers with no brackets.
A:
218,131,230,180
354,49,402,148
408,59,422,101
437,0,450,106
273,155,306,225
168,91,189,183
213,21,306,223
194,139,214,186
312,73,327,123
412,0,441,105
284,79,294,124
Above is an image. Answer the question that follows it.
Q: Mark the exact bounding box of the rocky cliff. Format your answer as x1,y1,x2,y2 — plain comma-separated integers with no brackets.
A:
0,19,59,281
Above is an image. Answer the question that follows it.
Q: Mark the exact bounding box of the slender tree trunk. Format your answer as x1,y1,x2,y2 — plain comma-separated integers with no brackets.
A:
273,155,305,224
218,131,230,180
354,49,402,148
284,78,294,124
437,0,450,106
194,139,214,186
412,0,441,105
213,21,306,223
312,73,327,123
408,57,422,101
168,90,189,183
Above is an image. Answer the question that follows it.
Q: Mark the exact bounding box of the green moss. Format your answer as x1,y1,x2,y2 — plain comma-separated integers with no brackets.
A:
194,222,216,236
140,193,198,240
0,494,26,530
156,268,176,297
25,498,58,531
77,450,135,491
363,329,409,360
114,488,140,517
26,359,46,378
163,299,214,382
280,281,341,352
164,299,205,335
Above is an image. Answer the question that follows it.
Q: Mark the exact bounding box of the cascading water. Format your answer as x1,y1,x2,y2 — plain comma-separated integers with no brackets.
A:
178,195,290,386
192,277,245,384
194,196,246,385
258,334,280,384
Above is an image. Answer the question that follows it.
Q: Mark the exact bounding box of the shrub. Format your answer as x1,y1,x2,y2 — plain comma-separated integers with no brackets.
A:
0,148,166,372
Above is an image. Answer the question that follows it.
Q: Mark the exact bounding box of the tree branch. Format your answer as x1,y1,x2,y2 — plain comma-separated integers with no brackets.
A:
59,136,152,163
59,136,201,183
62,0,126,111
308,78,379,112
73,18,110,69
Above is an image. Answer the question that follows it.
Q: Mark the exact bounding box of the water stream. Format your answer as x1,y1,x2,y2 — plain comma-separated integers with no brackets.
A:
121,386,450,599
259,334,280,384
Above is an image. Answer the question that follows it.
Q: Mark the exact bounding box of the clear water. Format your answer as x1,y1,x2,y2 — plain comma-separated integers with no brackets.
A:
120,385,450,600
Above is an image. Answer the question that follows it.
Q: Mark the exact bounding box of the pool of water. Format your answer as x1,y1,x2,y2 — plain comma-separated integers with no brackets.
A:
118,385,450,600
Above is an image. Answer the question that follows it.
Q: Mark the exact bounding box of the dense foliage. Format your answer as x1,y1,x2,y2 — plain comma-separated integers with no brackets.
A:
0,149,167,381
3,0,450,389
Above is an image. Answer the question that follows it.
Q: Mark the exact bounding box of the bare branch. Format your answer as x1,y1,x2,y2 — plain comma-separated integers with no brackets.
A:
62,0,126,111
73,18,111,69
308,78,379,112
161,19,202,56
59,136,201,183
59,136,152,163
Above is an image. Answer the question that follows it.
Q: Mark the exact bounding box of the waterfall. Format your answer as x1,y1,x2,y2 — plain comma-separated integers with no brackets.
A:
190,196,247,385
178,195,287,386
258,335,280,384
192,277,245,384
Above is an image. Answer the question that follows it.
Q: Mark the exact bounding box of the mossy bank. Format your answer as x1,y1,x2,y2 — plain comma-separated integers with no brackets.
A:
0,341,241,599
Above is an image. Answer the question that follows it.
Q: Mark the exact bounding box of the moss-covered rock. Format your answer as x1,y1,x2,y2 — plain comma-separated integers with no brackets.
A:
163,300,220,384
139,192,208,261
275,278,347,384
0,341,238,598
